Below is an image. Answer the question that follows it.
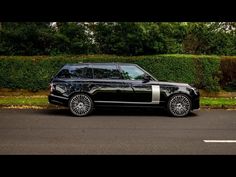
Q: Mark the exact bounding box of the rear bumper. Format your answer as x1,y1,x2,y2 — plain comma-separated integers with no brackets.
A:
48,94,69,106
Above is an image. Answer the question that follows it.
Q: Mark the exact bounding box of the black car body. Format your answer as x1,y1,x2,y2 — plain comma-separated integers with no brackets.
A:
48,63,200,117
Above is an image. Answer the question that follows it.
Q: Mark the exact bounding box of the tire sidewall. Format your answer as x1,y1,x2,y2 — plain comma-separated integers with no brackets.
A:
69,93,94,117
167,93,192,117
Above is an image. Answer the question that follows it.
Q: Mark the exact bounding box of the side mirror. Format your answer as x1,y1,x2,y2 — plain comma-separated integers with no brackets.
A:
143,74,151,82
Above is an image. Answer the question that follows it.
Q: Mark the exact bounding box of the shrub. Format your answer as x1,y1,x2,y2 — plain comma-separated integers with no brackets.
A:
194,55,221,91
0,54,221,91
220,56,236,91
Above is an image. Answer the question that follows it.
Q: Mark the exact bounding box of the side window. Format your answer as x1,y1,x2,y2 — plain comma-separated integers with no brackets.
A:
84,66,93,79
56,65,93,79
69,66,93,79
56,69,71,79
93,64,121,79
120,65,145,80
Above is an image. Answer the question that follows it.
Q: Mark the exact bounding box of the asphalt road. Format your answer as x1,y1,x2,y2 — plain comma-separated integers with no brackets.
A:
0,108,236,154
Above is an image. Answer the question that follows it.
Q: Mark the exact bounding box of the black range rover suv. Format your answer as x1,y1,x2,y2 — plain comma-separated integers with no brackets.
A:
48,63,200,117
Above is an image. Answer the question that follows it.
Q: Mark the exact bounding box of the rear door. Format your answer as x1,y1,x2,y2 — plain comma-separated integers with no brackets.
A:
91,63,133,102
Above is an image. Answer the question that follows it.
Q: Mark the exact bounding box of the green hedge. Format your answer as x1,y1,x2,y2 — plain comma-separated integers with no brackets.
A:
0,54,221,91
220,56,236,91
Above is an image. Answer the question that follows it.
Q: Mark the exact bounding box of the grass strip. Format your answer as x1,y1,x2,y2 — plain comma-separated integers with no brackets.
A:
0,96,48,105
200,97,236,106
0,96,236,107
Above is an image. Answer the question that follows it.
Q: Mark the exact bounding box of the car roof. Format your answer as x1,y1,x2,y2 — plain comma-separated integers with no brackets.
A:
63,63,138,67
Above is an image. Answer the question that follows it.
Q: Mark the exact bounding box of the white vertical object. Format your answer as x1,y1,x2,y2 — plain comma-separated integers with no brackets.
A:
152,85,160,104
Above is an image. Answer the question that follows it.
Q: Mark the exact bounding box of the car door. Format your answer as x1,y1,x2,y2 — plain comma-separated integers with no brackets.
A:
119,64,160,104
91,63,133,102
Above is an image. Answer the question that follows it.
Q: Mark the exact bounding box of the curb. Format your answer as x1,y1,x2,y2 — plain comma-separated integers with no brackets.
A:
1,104,236,110
0,104,67,110
201,105,236,110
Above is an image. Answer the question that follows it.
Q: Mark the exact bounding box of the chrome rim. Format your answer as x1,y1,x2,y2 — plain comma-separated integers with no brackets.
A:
169,95,191,117
70,94,92,116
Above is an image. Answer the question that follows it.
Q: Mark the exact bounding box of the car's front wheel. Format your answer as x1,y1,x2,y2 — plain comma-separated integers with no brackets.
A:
167,94,191,117
69,93,94,117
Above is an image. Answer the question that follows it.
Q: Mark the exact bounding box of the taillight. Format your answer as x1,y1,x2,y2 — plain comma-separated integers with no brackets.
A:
50,83,54,92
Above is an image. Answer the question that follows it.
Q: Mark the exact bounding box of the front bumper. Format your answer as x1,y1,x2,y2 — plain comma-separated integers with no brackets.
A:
192,97,200,109
191,90,200,110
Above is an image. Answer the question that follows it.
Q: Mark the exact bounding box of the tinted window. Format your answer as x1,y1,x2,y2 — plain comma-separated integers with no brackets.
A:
92,64,121,79
120,65,145,80
56,65,92,79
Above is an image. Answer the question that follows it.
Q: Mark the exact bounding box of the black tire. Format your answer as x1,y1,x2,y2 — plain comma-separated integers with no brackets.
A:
69,93,94,117
167,94,192,117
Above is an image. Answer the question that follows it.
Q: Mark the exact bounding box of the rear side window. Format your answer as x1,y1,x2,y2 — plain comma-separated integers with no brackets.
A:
56,65,93,79
92,64,121,79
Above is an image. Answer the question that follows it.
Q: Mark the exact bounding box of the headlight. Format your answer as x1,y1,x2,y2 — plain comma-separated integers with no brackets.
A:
191,87,199,95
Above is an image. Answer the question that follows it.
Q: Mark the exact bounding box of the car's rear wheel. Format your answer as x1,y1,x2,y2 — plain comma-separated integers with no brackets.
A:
167,94,191,117
69,93,93,117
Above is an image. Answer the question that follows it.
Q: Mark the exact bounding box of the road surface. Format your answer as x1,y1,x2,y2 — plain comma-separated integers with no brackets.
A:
0,108,236,154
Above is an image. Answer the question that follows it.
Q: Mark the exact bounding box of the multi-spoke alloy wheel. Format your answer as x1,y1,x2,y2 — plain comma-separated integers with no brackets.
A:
167,94,191,117
69,94,93,117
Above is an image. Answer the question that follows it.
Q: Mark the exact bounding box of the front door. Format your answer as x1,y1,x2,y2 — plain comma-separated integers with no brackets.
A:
119,64,160,104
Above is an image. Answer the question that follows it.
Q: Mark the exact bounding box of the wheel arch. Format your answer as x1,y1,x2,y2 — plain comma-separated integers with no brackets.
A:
166,92,193,117
68,91,94,117
68,91,94,106
165,92,192,108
